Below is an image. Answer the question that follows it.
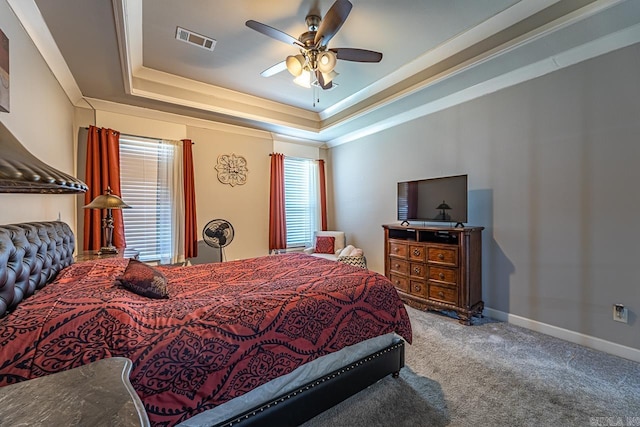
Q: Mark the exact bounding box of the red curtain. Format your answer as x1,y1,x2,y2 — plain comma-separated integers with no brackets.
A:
182,139,198,258
84,126,126,251
269,153,287,251
318,159,327,231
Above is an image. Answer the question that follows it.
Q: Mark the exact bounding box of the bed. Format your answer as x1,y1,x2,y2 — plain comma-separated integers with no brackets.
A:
0,221,412,426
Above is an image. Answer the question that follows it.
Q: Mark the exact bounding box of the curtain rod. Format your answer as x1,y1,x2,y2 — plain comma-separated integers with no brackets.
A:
269,153,322,161
83,127,195,144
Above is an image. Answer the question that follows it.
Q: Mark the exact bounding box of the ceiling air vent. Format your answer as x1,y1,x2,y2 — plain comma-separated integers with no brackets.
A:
176,27,216,51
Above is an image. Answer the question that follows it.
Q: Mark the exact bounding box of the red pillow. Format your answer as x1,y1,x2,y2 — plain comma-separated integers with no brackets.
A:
315,236,335,254
117,259,169,299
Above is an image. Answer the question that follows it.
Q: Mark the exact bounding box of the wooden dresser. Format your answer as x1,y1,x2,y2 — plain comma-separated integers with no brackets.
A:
383,224,484,325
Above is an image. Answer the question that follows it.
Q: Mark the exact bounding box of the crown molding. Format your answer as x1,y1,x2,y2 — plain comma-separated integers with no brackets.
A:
11,0,640,148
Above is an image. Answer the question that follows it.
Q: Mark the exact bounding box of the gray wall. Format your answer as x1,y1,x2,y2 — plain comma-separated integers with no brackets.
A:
328,43,640,351
0,0,78,229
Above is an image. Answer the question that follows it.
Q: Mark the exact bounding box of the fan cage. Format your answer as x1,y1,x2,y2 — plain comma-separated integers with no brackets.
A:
202,219,234,261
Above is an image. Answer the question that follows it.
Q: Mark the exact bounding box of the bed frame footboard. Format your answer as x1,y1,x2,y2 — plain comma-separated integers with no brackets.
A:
214,340,405,427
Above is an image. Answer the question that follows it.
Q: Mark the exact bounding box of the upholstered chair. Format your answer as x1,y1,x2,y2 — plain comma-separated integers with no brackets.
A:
303,231,346,261
303,231,367,268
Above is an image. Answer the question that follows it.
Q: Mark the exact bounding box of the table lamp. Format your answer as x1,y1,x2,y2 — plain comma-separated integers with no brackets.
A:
83,186,131,254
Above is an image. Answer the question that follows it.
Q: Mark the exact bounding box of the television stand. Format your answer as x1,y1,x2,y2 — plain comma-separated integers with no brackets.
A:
455,222,464,228
383,224,484,325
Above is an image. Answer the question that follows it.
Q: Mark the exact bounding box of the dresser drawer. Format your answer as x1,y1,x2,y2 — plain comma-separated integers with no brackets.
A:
429,283,458,305
427,246,458,267
389,259,408,275
428,266,458,285
409,262,427,279
389,241,408,259
408,245,426,262
410,280,428,298
389,274,409,293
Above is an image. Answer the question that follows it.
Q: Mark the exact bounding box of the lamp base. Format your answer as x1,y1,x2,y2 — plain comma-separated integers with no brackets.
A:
98,246,119,255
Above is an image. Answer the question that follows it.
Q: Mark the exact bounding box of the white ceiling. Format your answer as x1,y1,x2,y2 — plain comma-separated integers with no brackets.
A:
140,0,520,110
9,0,640,146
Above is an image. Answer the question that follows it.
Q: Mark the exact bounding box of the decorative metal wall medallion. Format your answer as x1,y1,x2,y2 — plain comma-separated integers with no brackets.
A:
215,154,248,186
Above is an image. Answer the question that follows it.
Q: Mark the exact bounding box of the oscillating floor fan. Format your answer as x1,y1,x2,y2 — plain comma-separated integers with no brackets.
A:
202,219,235,262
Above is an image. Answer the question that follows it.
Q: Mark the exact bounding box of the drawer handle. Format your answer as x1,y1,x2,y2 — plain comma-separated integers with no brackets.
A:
394,247,399,252
395,264,400,269
395,280,400,285
413,249,421,256
438,253,444,260
439,273,445,280
414,267,421,274
438,291,445,298
414,285,421,292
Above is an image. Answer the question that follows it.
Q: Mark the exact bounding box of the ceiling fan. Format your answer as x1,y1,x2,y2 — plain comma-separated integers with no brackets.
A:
245,0,382,90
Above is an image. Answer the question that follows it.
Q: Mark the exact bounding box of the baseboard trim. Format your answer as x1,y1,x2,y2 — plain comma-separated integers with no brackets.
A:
484,307,640,363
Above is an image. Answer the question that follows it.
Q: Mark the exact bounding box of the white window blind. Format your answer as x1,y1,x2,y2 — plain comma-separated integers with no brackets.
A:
119,135,174,262
284,157,319,248
397,183,408,221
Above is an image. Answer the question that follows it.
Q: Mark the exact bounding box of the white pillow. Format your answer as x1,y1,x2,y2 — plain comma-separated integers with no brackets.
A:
339,245,355,257
351,248,363,257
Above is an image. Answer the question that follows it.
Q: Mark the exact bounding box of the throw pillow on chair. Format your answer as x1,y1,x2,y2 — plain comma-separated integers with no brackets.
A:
315,236,335,254
337,255,367,269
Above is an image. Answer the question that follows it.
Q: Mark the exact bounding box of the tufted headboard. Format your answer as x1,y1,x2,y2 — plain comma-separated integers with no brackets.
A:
0,221,75,317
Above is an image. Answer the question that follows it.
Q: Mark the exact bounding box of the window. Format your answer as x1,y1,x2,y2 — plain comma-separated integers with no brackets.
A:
284,157,320,248
119,135,175,262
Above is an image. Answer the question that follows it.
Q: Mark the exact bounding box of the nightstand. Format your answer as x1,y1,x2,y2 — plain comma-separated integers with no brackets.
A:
0,357,149,426
76,248,140,262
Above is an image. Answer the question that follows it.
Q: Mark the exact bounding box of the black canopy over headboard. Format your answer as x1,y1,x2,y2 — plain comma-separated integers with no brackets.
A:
0,221,75,317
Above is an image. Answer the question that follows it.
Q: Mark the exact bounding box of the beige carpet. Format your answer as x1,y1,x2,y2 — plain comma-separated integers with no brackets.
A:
303,306,640,427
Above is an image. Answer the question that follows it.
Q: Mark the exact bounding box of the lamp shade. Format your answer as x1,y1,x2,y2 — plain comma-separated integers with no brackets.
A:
286,54,305,77
293,69,312,88
317,51,337,74
321,70,339,84
83,187,131,210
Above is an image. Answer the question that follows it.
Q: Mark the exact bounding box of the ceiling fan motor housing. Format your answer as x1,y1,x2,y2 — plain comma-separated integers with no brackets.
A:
298,31,317,48
306,15,321,31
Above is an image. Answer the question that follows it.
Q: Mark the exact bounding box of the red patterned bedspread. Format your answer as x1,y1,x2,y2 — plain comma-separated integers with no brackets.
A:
0,253,412,426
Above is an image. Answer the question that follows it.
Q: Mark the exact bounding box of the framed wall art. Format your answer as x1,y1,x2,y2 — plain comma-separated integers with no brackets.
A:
215,153,248,186
0,29,9,113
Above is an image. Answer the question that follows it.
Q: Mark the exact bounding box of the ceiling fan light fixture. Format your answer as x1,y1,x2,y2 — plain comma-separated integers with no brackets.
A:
317,51,337,73
321,70,339,84
286,54,306,76
293,69,312,88
247,0,381,97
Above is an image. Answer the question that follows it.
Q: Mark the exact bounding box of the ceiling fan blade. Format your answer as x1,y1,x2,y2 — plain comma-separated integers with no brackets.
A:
330,48,383,63
315,70,332,90
246,20,303,47
314,0,352,47
261,61,287,77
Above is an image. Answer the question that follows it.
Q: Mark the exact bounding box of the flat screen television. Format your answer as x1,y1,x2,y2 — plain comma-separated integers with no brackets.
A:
397,174,468,226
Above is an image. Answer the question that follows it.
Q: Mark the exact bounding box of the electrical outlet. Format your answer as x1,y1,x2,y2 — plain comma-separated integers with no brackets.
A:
613,304,628,323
